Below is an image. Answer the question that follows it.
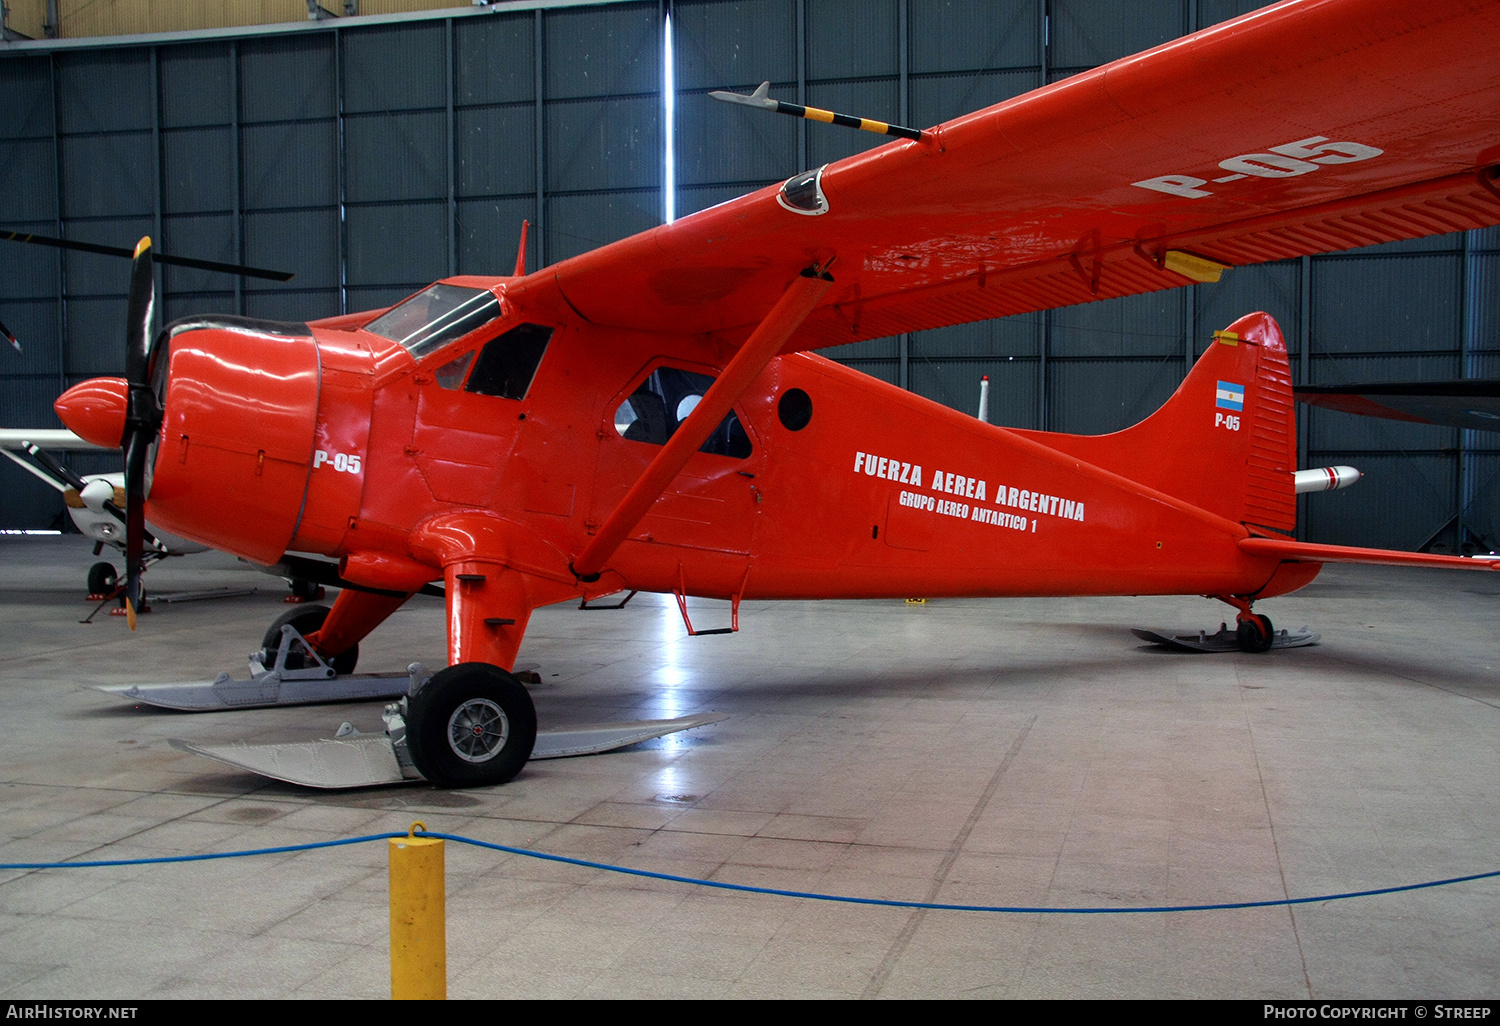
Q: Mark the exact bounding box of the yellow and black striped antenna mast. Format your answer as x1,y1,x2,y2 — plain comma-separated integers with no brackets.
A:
709,81,923,141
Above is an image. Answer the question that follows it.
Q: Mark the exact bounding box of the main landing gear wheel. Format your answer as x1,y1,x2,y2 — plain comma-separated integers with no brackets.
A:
1236,613,1275,653
87,561,118,596
259,604,358,676
405,663,537,788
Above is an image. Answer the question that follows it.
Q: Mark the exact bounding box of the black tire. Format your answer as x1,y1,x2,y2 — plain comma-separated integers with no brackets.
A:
259,604,358,675
1236,613,1275,653
87,561,118,595
405,663,537,788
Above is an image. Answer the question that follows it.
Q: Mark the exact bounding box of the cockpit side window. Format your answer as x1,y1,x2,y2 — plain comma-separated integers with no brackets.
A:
364,283,501,359
433,350,474,389
465,323,553,400
613,366,752,459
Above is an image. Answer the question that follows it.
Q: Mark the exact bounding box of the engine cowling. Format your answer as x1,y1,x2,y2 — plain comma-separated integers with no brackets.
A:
144,317,320,564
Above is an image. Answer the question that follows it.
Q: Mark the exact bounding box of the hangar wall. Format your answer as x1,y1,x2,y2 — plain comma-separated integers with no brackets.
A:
1,0,1496,553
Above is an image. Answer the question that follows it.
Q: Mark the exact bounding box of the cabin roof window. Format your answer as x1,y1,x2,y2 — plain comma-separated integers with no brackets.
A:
365,283,501,358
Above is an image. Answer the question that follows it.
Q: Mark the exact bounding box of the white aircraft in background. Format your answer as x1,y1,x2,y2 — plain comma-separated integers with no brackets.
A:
1,428,208,597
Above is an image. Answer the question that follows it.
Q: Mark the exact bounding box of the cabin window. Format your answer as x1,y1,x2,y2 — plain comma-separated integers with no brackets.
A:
613,366,752,459
465,324,553,401
433,350,474,389
365,283,501,358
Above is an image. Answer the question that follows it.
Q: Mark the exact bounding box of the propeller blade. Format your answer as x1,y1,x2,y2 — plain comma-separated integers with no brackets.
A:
120,238,159,632
0,228,294,282
124,238,155,386
123,431,147,630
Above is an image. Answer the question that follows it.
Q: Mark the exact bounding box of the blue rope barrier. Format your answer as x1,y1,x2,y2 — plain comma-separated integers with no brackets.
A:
3,829,1497,915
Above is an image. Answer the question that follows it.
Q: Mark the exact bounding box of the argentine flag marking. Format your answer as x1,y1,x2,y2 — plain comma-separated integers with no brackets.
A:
1216,381,1245,411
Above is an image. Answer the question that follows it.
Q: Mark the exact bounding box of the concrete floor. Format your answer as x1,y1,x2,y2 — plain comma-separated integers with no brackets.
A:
0,535,1497,999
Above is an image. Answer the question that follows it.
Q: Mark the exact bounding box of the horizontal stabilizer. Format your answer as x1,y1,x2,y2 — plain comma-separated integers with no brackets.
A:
1238,537,1500,571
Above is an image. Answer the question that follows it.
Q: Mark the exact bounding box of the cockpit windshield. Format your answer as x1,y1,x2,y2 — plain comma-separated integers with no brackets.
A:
364,283,501,359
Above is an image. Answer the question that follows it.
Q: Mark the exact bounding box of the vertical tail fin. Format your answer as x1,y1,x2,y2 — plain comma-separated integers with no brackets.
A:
1035,312,1297,532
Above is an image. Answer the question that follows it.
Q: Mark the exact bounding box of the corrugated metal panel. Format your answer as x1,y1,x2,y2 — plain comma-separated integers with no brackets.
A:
912,358,1040,425
456,195,536,275
455,12,534,107
805,0,897,80
59,133,153,219
162,293,236,325
346,285,423,315
162,127,235,214
244,288,342,323
909,0,1039,74
1049,0,1184,71
913,315,1042,359
0,55,53,139
1470,252,1499,354
238,36,336,123
0,220,58,300
159,44,232,129
0,303,61,375
1198,0,1283,29
676,182,773,219
674,86,795,187
673,0,796,91
1194,260,1301,354
1302,452,1455,549
0,139,57,223
161,212,238,294
343,23,445,114
544,3,660,102
55,49,151,134
805,79,898,169
241,120,338,209
1312,255,1462,354
1050,291,1183,358
545,190,660,265
1048,358,1182,435
908,70,1038,128
1474,225,1500,249
242,208,339,291
835,359,899,386
346,201,447,287
818,335,898,361
455,105,536,197
64,295,128,375
344,111,446,203
545,95,660,193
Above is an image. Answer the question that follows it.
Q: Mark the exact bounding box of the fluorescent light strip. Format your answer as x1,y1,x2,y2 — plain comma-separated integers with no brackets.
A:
664,10,676,224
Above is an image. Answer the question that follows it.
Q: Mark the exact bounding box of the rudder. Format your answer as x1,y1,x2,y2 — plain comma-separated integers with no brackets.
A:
1033,312,1297,533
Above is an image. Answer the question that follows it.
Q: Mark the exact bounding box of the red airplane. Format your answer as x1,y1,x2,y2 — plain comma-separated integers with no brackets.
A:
47,0,1500,787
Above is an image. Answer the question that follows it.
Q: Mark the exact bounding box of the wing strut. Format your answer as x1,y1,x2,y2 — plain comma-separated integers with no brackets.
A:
571,266,834,581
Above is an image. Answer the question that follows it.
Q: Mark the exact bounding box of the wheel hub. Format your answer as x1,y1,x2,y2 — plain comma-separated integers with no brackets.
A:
447,697,509,763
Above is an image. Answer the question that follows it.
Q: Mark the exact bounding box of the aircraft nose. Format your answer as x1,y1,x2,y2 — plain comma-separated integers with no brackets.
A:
55,377,129,449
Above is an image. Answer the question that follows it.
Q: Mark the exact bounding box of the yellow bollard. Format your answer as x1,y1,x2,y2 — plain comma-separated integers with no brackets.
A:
389,821,446,1000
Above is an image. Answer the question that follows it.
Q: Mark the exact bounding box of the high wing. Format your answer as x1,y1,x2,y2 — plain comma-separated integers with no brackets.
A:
1296,381,1500,432
511,0,1500,350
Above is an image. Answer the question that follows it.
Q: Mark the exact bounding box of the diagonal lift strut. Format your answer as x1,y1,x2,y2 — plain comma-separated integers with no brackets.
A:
571,266,833,581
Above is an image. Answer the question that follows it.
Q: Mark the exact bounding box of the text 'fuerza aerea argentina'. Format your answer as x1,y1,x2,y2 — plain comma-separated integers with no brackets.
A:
852,450,1086,525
